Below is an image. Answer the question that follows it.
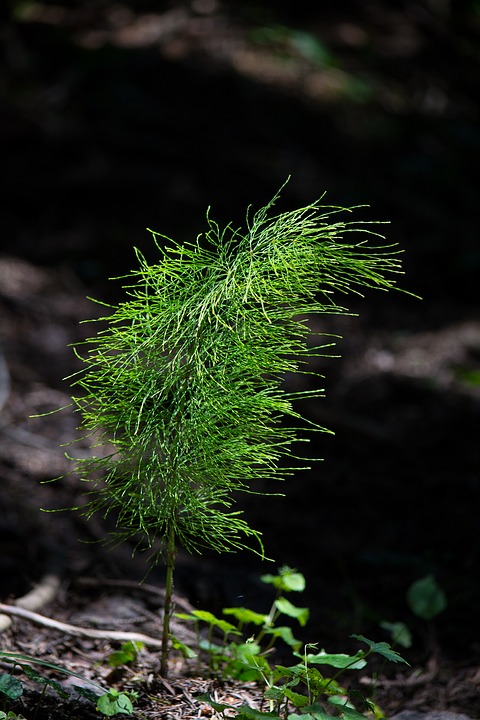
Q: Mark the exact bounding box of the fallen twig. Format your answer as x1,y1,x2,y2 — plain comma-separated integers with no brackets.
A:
0,602,164,648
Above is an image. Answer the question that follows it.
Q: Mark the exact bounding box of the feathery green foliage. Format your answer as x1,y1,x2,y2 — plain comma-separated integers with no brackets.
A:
68,188,402,559
64,186,404,675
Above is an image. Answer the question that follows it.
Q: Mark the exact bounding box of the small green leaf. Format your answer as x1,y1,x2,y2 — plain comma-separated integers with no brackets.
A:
0,674,23,701
108,641,143,667
232,642,263,663
227,643,271,680
280,570,306,593
261,567,306,593
179,609,240,635
283,688,310,707
338,705,369,720
305,651,366,670
406,575,447,621
264,625,302,650
108,650,132,667
236,706,281,720
274,598,310,626
327,695,357,711
96,690,133,716
380,621,412,648
198,639,226,654
271,664,298,681
300,668,333,697
169,634,197,659
235,665,266,682
265,685,290,701
186,609,217,623
289,711,331,720
223,607,268,626
318,678,346,697
351,635,409,665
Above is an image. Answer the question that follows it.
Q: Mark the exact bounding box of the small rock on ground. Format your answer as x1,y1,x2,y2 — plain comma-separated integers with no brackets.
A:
392,712,475,720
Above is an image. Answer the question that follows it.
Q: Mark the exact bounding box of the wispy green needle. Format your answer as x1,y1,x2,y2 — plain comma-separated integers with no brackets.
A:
64,183,404,674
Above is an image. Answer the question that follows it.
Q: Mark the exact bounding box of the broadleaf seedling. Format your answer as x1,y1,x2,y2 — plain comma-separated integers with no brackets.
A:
193,569,409,719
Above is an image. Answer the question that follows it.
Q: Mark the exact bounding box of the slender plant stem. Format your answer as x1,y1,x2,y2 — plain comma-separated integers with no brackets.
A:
160,525,176,677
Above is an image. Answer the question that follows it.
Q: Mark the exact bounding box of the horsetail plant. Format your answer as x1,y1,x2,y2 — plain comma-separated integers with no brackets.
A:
65,185,404,675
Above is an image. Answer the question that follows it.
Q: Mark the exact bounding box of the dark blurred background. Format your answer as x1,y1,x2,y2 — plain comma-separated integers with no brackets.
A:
1,0,479,300
1,0,479,682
